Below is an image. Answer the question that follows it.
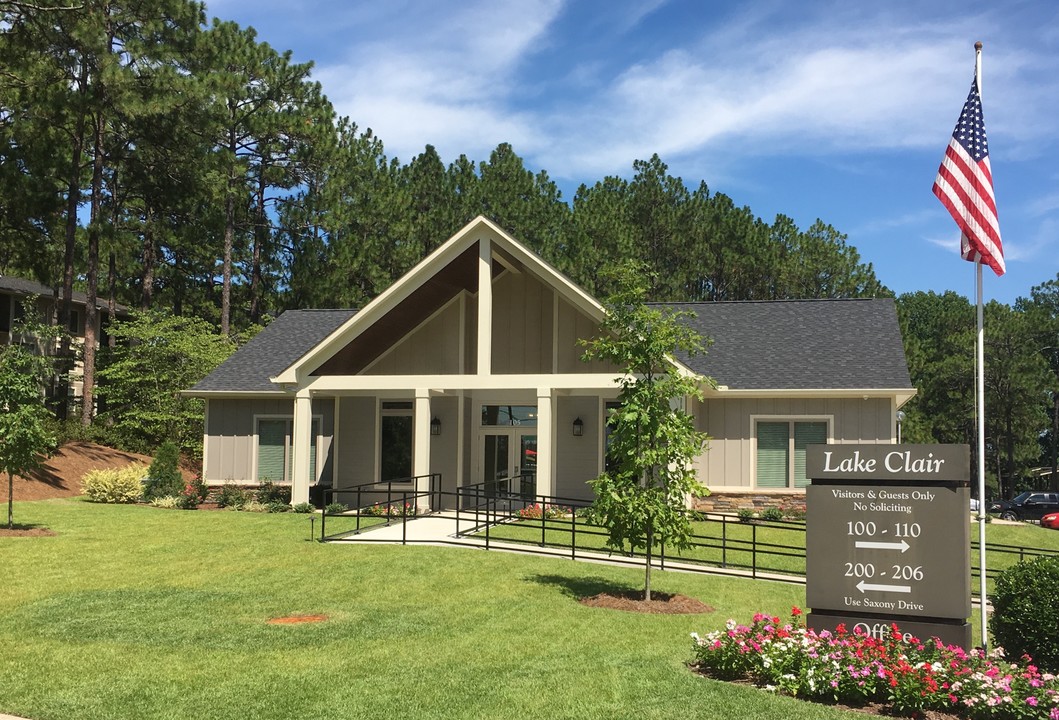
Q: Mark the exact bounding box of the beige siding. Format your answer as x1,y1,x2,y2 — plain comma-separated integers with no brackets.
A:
336,396,377,489
554,396,601,501
365,300,463,375
430,395,460,497
555,296,619,374
491,271,553,374
204,397,334,485
695,396,894,490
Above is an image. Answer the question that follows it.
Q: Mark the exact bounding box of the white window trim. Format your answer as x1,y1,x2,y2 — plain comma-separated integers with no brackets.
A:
252,413,323,485
750,414,833,491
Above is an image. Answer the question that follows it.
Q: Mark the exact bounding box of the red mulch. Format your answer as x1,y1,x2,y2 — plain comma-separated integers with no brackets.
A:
579,590,714,614
0,526,57,537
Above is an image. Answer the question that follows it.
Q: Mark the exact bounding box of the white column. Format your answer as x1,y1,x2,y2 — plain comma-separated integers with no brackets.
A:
536,388,554,499
477,237,492,375
291,390,312,505
414,389,431,507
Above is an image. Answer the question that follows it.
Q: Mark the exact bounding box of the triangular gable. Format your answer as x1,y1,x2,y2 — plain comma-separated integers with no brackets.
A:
270,216,611,385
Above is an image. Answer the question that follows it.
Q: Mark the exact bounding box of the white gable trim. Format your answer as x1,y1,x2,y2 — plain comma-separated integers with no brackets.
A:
270,216,607,386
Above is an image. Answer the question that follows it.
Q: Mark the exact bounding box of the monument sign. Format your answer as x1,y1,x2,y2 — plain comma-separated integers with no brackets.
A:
805,444,972,649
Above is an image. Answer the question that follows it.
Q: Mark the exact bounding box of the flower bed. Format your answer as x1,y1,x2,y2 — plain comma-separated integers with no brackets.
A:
363,502,418,518
691,609,1059,718
517,503,571,520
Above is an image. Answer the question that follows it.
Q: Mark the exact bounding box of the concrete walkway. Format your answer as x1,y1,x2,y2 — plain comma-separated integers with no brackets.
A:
326,511,807,585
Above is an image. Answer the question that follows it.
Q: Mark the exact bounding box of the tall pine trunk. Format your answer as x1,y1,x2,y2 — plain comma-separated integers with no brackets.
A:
220,124,237,337
81,109,104,427
58,64,88,420
141,206,155,311
250,172,266,324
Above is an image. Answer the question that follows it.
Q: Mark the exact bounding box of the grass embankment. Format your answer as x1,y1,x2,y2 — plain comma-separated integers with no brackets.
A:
1,498,870,720
488,514,1059,593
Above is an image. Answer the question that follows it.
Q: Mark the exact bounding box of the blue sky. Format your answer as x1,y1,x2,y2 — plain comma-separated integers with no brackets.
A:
209,0,1058,306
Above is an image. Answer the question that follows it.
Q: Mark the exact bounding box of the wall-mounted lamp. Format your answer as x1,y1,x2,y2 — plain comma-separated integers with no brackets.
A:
572,417,584,437
430,416,441,436
896,410,906,444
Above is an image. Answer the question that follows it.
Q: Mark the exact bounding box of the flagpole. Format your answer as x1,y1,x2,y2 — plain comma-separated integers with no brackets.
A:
973,40,989,652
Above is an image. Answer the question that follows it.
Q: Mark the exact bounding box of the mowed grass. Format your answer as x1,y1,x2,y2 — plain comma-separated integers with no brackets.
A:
1,499,874,720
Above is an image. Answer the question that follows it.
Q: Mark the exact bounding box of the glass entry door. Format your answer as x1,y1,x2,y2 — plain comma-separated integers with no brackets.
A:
480,429,537,497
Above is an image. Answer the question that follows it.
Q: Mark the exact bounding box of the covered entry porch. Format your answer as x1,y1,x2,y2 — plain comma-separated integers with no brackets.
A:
290,376,620,508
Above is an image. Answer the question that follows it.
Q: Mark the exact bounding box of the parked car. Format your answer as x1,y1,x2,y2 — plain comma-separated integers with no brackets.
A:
989,492,1059,522
1041,512,1059,530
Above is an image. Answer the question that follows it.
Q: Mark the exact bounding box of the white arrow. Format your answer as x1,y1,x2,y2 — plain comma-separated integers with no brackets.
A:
857,580,911,594
854,540,910,552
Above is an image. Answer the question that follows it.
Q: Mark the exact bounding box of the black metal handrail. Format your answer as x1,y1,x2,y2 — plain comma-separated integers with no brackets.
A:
316,482,1059,599
457,474,536,509
320,474,441,541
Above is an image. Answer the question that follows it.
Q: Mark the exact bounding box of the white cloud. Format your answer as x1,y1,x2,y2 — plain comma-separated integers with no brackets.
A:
313,0,564,162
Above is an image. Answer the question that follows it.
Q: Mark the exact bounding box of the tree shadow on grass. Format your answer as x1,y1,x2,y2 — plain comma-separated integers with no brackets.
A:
523,573,638,600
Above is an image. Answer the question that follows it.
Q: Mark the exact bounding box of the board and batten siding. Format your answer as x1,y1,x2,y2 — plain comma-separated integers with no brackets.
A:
554,395,602,501
491,271,553,374
364,297,464,375
555,296,619,374
204,397,334,485
335,396,376,489
694,397,893,490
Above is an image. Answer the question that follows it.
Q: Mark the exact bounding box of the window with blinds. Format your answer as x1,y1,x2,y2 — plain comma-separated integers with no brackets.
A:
756,420,828,489
756,422,790,488
256,417,319,483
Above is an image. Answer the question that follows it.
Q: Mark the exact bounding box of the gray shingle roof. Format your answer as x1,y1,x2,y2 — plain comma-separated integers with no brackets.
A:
191,309,357,393
191,299,911,393
0,275,124,311
660,298,912,390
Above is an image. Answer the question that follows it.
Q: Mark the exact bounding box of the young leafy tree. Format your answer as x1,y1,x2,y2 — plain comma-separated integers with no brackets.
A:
580,263,711,599
0,299,59,528
96,310,235,456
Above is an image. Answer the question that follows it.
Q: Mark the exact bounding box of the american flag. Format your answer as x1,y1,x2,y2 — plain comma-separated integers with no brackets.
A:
932,77,1005,276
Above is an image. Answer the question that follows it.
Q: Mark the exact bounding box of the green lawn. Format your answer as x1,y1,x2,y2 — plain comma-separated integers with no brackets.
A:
1,499,872,720
5,503,1058,720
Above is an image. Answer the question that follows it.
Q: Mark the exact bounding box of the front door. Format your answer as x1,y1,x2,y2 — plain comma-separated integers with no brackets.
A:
480,429,537,497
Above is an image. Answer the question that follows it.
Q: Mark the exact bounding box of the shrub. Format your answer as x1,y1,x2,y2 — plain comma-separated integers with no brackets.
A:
216,483,250,509
736,508,755,523
266,500,289,513
990,555,1059,670
325,502,347,515
760,507,783,522
149,495,181,509
82,464,147,503
176,475,209,510
239,499,268,513
256,480,290,505
144,441,184,501
291,502,314,514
